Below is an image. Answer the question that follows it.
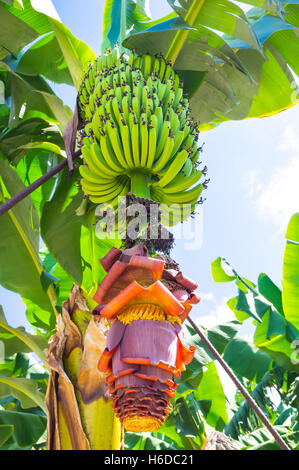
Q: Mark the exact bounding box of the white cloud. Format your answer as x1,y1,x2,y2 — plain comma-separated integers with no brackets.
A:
247,125,299,232
196,292,236,329
279,125,299,152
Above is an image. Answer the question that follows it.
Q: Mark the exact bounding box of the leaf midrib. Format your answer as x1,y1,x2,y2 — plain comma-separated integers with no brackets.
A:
0,376,47,414
0,319,46,362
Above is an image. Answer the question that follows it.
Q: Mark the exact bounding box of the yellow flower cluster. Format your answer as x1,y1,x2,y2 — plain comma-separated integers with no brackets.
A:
117,303,182,325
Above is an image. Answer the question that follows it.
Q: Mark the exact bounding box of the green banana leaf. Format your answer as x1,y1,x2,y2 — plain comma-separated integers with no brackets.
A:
225,368,285,439
211,257,267,322
124,1,298,128
40,168,88,287
16,22,96,90
0,376,46,412
39,246,73,308
0,117,63,166
0,306,47,360
194,361,228,431
172,394,205,447
0,3,38,60
16,32,74,86
167,0,261,49
223,337,272,382
0,0,55,35
211,257,237,282
102,0,151,52
254,309,299,373
236,0,297,14
22,298,56,331
0,0,23,9
238,425,299,450
1,0,95,95
0,158,57,317
15,150,60,217
125,432,176,450
282,213,299,330
0,410,47,449
0,424,14,447
0,351,48,380
176,321,239,400
0,61,72,130
40,168,120,295
228,289,270,323
47,19,96,90
157,413,200,450
211,254,299,372
179,321,240,387
258,273,283,316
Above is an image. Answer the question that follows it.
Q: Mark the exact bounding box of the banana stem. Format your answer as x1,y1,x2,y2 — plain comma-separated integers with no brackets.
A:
165,0,206,66
0,151,81,218
130,172,151,199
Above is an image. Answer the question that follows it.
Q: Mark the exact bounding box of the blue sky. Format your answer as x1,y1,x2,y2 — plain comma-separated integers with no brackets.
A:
1,0,299,345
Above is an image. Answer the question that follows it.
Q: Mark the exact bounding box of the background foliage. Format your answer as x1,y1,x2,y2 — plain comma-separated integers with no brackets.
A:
0,0,298,450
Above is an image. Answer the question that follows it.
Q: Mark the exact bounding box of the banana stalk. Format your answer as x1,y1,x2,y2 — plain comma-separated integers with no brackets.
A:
45,285,122,450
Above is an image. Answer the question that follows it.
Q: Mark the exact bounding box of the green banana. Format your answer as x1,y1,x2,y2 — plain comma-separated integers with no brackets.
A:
142,53,152,78
156,150,188,188
99,133,125,173
146,121,157,169
81,179,118,196
132,95,140,119
119,118,134,167
105,119,129,169
81,144,116,179
152,136,174,174
163,170,203,194
79,165,113,184
181,157,193,177
89,142,119,178
158,59,166,81
155,119,171,160
89,178,129,204
140,113,148,167
169,109,180,134
131,116,140,167
162,182,204,204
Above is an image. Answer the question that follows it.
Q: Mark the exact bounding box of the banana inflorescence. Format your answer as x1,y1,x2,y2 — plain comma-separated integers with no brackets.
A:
77,46,209,225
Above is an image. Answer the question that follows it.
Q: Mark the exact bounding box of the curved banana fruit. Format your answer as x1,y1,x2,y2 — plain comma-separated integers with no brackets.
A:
181,157,193,177
162,182,204,204
154,150,188,188
163,170,203,194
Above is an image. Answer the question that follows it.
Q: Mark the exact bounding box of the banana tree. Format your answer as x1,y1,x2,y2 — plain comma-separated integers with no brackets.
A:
0,0,298,450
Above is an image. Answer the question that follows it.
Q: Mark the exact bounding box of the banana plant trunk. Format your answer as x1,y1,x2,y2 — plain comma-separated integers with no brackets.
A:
45,285,122,450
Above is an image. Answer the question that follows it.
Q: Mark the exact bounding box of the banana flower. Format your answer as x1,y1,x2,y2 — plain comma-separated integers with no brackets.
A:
93,244,200,432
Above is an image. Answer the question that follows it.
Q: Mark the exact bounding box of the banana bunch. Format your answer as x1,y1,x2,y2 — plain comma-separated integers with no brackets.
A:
77,46,208,224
